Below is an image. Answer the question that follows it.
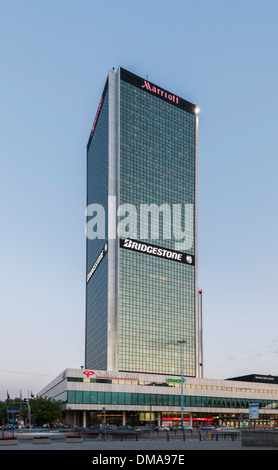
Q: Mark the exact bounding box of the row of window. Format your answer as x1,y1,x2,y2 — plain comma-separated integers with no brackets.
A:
119,80,196,377
68,377,278,395
67,390,278,410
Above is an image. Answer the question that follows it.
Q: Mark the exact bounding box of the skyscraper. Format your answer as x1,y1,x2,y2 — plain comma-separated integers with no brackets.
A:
85,67,201,378
38,68,278,430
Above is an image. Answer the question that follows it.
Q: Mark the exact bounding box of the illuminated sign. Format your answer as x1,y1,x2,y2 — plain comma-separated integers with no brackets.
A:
141,80,179,105
166,378,186,383
120,67,196,115
254,375,274,381
162,417,214,422
86,243,108,283
83,370,95,378
83,370,138,381
91,95,103,137
249,403,259,420
120,238,194,266
87,79,108,149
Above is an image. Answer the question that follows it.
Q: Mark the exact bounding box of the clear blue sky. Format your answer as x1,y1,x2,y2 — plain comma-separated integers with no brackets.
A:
1,0,278,399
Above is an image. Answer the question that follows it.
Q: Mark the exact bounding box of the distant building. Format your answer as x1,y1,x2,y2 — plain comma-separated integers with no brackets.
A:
228,374,278,385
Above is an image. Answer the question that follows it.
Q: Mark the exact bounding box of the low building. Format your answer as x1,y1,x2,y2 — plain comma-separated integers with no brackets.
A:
38,368,278,428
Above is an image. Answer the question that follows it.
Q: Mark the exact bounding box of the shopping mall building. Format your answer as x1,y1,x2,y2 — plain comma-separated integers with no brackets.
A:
39,67,278,427
39,369,278,428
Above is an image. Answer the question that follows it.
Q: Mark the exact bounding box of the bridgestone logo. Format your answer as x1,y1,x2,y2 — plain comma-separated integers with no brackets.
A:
120,238,194,265
87,243,108,283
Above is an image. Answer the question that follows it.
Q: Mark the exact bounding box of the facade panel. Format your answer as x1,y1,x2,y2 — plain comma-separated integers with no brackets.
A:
85,82,109,369
118,69,197,376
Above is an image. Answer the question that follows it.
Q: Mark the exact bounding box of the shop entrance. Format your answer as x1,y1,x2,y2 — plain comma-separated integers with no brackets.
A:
89,411,142,427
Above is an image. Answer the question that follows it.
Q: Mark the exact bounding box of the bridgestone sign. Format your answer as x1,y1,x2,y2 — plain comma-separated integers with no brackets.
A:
120,238,195,265
87,243,108,283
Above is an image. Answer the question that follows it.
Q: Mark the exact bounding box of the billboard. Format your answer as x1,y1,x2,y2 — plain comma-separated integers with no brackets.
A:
249,403,259,420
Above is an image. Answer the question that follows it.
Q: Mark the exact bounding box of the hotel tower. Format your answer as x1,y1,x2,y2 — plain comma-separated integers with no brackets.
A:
85,67,202,378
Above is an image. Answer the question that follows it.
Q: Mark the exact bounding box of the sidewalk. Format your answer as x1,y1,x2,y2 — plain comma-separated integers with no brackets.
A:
0,435,273,450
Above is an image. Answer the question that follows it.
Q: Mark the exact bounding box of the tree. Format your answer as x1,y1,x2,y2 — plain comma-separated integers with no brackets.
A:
21,396,63,426
0,400,7,424
0,397,22,425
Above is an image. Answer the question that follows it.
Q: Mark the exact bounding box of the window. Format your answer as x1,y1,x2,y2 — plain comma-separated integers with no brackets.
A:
76,391,83,404
105,392,112,404
97,392,104,404
67,391,75,404
91,391,97,404
112,393,118,405
125,393,132,405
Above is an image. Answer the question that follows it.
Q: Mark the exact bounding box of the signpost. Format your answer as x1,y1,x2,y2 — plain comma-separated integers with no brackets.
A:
102,407,106,435
177,340,186,430
6,400,32,430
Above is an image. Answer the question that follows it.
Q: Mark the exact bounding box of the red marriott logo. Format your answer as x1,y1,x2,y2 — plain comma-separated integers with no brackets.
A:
141,80,179,105
91,96,103,137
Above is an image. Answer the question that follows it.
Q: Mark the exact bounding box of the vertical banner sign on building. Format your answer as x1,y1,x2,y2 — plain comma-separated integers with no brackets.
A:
249,403,259,420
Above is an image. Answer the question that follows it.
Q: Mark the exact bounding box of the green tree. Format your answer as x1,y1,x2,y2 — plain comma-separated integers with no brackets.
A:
21,397,63,426
0,397,22,425
0,400,7,424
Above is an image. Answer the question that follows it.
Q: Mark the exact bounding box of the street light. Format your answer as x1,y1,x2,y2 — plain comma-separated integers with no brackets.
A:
177,340,186,430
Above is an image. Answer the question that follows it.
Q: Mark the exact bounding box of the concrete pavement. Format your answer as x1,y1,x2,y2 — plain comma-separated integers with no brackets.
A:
0,433,275,450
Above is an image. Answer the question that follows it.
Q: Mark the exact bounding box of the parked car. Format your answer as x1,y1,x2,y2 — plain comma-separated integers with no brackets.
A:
168,425,178,431
179,425,193,431
118,425,133,430
214,425,233,431
89,425,101,431
199,425,215,431
133,426,150,432
103,425,118,431
154,425,170,432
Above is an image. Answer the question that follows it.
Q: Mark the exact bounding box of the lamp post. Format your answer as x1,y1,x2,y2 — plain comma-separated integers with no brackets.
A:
177,340,186,430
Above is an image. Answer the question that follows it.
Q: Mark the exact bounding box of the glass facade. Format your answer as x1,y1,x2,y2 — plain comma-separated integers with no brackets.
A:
85,81,109,369
67,389,278,411
118,70,197,376
85,68,198,376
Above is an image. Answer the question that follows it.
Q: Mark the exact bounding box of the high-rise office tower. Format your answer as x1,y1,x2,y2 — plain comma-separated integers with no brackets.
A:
85,67,202,377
